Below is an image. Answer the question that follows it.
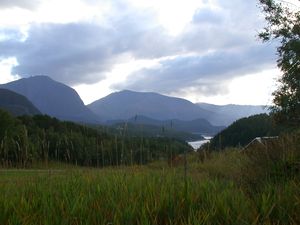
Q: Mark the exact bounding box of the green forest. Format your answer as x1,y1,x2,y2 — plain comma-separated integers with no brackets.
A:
0,109,191,168
208,114,284,150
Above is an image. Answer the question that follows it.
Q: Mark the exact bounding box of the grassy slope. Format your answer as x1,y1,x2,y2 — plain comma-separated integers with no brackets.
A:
0,131,299,225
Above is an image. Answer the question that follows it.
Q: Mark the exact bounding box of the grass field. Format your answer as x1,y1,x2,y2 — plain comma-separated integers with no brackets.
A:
0,159,299,224
0,132,299,225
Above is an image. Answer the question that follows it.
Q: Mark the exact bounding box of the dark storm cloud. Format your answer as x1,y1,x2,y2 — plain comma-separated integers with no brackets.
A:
0,0,40,9
113,43,277,96
2,23,120,85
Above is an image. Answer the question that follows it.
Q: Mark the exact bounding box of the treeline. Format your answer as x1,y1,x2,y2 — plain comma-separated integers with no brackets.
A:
208,114,284,150
106,123,203,141
0,109,191,168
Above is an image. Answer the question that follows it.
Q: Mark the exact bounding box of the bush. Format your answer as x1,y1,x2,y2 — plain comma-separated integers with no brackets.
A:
241,130,300,191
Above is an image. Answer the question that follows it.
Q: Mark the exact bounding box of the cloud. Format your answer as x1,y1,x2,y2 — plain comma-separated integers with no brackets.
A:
0,0,277,98
0,0,40,9
178,0,265,53
1,23,121,85
192,7,223,25
0,13,171,85
0,28,23,43
113,43,277,96
0,1,175,85
111,0,277,97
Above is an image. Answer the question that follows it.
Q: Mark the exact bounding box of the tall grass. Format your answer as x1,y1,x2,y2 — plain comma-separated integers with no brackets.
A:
0,167,299,225
0,131,299,225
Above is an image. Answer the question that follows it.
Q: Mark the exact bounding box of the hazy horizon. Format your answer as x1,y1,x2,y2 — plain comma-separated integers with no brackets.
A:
0,75,272,106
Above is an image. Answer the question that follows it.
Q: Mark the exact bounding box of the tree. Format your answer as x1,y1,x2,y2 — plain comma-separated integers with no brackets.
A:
259,0,300,127
0,109,16,140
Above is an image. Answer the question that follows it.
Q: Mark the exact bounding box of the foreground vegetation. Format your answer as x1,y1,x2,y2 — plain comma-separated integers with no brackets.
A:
0,130,299,224
0,109,191,168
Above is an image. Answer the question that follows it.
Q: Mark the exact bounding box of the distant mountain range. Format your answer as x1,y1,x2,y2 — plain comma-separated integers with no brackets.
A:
0,88,41,116
0,76,100,123
197,103,269,126
88,90,268,127
0,76,269,137
88,90,213,121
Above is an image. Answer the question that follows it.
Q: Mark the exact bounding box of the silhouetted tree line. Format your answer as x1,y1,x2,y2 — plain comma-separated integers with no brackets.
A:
0,109,190,168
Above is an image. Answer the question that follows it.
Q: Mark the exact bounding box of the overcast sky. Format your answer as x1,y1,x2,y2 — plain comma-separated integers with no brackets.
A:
1,0,297,105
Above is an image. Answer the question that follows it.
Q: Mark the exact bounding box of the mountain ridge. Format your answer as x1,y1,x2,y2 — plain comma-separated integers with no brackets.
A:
197,102,269,126
0,76,269,129
88,90,215,122
0,88,41,116
0,76,100,123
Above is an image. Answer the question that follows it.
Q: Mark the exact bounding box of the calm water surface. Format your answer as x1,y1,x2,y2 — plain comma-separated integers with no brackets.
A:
188,136,212,150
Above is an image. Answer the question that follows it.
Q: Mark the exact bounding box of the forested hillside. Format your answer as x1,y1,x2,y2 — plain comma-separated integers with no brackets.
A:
108,122,203,141
208,114,283,150
0,109,191,168
106,115,224,140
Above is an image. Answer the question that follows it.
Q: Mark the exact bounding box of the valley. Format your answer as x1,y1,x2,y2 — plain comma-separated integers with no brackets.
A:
0,0,299,223
0,76,298,225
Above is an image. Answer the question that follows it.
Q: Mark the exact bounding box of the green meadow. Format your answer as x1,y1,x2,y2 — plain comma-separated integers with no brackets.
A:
1,131,299,225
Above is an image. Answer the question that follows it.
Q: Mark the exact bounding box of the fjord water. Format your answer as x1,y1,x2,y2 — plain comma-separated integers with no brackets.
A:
188,136,212,150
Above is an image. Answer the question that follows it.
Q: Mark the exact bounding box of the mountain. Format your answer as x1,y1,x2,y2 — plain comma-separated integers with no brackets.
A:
1,77,268,128
0,88,41,116
197,103,269,126
107,115,224,136
0,76,100,123
88,90,214,122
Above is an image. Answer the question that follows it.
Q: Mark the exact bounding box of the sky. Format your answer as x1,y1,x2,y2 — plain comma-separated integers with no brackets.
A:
0,0,297,105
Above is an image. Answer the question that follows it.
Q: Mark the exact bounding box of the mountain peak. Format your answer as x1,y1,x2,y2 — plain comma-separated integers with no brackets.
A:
19,75,53,82
88,90,212,121
18,75,70,87
28,75,52,80
0,76,100,123
115,89,161,96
